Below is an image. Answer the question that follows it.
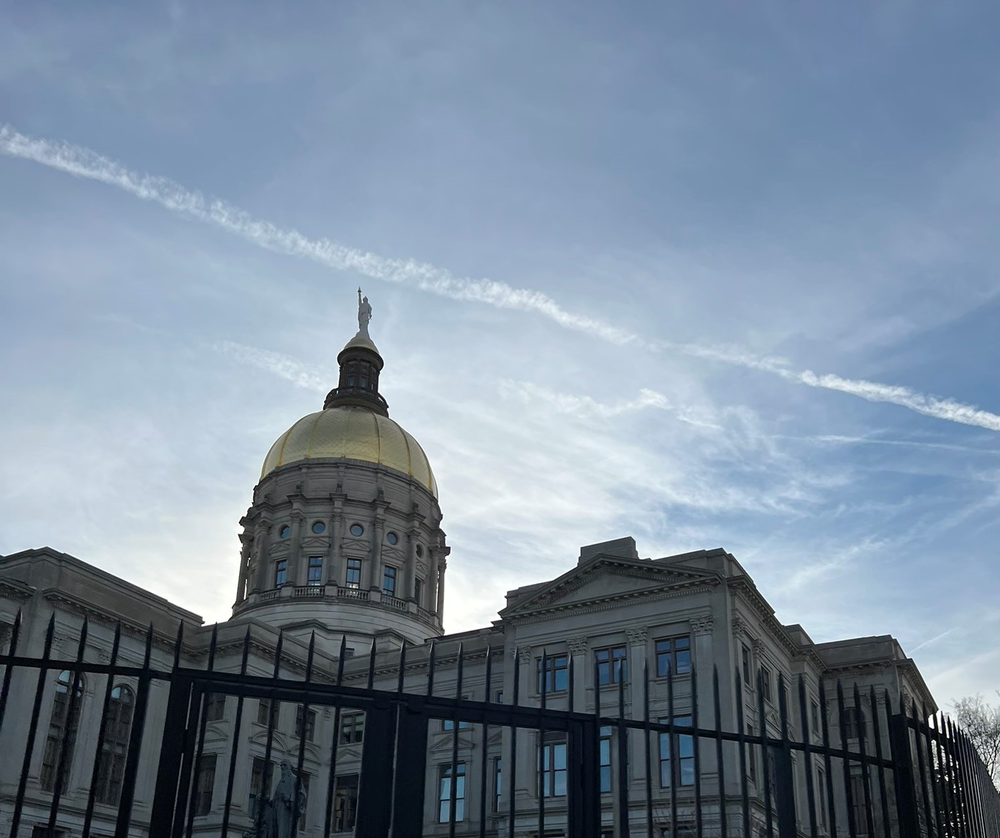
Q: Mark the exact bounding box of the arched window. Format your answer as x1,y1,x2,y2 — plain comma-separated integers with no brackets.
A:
95,684,135,804
40,670,84,791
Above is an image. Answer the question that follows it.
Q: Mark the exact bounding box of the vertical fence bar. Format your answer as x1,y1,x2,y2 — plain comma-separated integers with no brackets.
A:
924,705,947,837
837,681,858,838
775,674,796,838
887,691,920,838
867,686,891,838
797,675,818,838
291,632,317,834
219,627,252,838
616,658,630,838
450,643,464,838
508,647,520,838
691,666,703,838
322,634,346,838
713,667,728,838
537,648,546,838
818,679,838,837
668,663,678,838
185,624,224,838
46,618,89,831
645,659,654,838
11,614,56,838
479,645,492,838
853,684,876,838
734,669,751,838
757,669,774,838
83,620,124,838
948,717,971,838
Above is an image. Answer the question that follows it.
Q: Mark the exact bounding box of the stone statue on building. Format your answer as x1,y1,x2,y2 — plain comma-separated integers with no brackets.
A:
358,287,373,338
244,760,306,838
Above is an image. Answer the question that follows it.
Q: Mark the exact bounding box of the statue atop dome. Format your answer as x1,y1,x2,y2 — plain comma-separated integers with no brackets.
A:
357,287,373,338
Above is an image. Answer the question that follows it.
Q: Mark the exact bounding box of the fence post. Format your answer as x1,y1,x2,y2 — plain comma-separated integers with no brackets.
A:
773,743,797,838
356,697,396,838
148,674,194,838
889,712,920,838
390,697,429,838
568,717,601,838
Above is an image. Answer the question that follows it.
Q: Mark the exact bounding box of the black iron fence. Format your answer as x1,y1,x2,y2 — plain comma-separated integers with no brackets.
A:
0,610,997,838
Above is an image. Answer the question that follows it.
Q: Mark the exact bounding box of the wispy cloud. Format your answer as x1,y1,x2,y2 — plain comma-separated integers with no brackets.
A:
212,340,329,393
911,626,959,654
5,123,1000,433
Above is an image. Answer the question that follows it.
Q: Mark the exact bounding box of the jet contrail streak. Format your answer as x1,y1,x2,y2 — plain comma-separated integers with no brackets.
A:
4,123,1000,433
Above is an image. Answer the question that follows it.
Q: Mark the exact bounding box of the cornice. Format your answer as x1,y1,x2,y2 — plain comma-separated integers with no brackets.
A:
0,579,34,604
506,582,717,625
729,579,825,670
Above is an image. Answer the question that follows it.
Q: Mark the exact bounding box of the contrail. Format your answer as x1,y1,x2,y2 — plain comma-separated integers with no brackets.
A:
4,123,1000,433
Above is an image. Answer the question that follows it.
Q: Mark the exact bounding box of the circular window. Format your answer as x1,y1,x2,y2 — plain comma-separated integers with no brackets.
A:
386,532,399,546
415,544,423,557
279,525,291,539
350,523,364,537
312,521,326,535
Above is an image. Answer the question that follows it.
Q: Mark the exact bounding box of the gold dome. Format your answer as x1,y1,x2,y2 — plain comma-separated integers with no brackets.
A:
260,406,438,497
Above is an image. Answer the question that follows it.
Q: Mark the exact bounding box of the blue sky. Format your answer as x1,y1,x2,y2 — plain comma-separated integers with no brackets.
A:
2,2,1000,705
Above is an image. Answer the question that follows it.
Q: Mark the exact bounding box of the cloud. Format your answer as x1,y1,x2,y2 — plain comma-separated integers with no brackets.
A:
5,123,1000,433
212,340,329,394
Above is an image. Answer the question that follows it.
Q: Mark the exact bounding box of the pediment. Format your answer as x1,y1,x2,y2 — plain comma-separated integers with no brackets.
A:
300,536,329,549
340,538,368,554
501,558,717,620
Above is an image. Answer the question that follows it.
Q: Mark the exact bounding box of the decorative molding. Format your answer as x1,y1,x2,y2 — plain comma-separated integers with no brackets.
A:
751,638,765,655
506,583,717,625
518,646,533,663
731,617,747,640
625,627,648,645
691,617,714,636
567,636,589,654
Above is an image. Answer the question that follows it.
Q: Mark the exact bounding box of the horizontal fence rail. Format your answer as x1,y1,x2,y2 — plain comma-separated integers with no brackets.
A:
0,611,996,838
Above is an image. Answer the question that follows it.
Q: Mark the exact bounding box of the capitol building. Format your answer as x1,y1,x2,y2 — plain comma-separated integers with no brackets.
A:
0,299,938,837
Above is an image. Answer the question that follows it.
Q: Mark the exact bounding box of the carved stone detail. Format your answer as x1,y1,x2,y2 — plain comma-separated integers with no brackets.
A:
691,617,714,636
626,627,648,645
751,638,765,655
518,646,533,663
731,617,746,639
567,636,589,654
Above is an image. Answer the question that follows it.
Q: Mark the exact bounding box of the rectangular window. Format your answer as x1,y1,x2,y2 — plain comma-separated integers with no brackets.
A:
811,700,820,736
495,690,504,704
340,712,365,744
747,724,757,784
850,774,870,835
274,559,288,587
655,636,691,677
539,738,567,797
443,719,471,731
844,706,863,740
333,774,358,832
257,698,273,727
206,692,226,722
659,715,694,787
599,725,613,793
596,646,628,685
492,757,502,812
536,654,569,694
295,705,316,741
307,556,323,586
345,559,362,589
414,578,423,605
382,565,397,596
759,665,772,702
438,763,466,822
741,644,752,685
249,757,269,813
194,754,216,816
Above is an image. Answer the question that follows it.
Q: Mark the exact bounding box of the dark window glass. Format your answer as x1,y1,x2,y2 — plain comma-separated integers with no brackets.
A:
386,531,399,545
345,559,362,588
333,774,358,832
279,525,290,539
414,578,423,605
194,754,216,816
596,646,628,685
349,523,364,537
257,698,273,727
438,764,466,822
843,706,864,740
443,719,471,731
539,737,567,797
811,700,820,736
741,644,752,684
206,692,226,722
311,521,325,535
659,715,694,787
295,705,316,742
249,756,270,814
340,713,365,744
599,725,613,793
415,544,423,557
495,690,504,704
382,566,397,596
493,757,502,812
95,684,134,804
759,665,772,702
274,559,288,587
307,556,323,586
747,724,757,784
536,654,569,693
41,671,84,792
655,636,691,677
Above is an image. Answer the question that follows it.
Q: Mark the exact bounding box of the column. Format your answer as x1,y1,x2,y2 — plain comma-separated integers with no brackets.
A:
567,637,589,709
626,627,649,795
435,558,447,617
692,616,717,794
371,514,385,591
428,549,441,614
403,527,418,599
289,510,305,586
325,502,342,585
253,521,273,592
235,534,251,603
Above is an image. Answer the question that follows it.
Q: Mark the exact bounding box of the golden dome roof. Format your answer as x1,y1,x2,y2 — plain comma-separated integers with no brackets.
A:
260,406,438,497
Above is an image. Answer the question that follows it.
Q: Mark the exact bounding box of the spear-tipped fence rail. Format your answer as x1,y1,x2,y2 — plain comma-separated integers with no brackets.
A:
0,612,997,837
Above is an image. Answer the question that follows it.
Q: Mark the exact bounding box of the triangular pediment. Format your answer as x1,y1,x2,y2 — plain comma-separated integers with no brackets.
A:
501,557,718,620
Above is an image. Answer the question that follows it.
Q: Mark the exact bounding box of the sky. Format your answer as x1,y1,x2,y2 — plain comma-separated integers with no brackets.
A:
2,1,1000,708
